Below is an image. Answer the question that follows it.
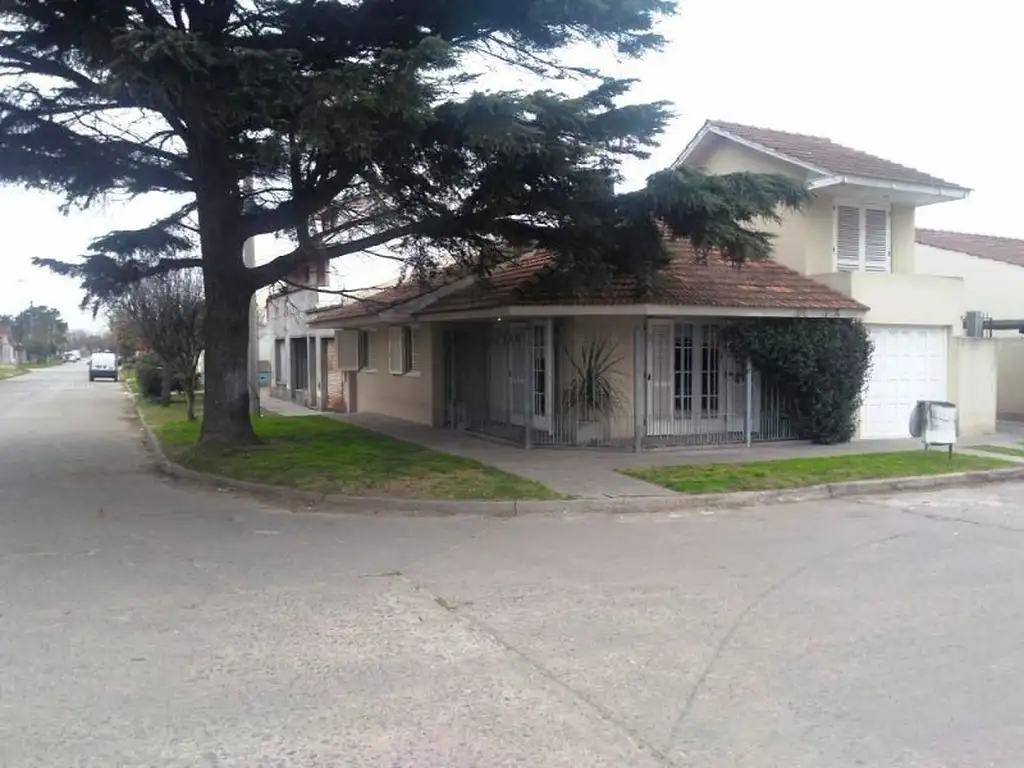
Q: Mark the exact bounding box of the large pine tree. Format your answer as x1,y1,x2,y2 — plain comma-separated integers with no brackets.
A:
0,0,807,445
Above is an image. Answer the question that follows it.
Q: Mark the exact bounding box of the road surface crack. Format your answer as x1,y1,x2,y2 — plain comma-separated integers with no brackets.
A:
665,531,912,754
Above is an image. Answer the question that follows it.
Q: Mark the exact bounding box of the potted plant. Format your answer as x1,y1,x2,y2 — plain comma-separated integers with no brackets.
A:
562,339,622,445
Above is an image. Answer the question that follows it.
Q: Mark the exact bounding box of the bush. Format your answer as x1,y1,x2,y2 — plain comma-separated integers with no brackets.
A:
134,353,165,399
134,353,199,400
723,318,873,445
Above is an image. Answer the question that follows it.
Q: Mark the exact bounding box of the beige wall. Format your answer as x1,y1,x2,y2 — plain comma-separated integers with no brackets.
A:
695,140,917,278
812,272,964,329
948,337,998,436
561,316,641,440
697,141,812,274
355,325,436,426
995,338,1024,420
917,244,1024,330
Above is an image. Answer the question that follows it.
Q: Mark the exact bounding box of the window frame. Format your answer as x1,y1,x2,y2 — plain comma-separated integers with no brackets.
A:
357,329,377,373
833,200,892,273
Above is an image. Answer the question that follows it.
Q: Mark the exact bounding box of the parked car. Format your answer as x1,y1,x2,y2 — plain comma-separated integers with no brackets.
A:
88,351,118,382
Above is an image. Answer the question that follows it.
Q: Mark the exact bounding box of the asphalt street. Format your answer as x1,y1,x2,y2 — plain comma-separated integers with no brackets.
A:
3,365,1024,767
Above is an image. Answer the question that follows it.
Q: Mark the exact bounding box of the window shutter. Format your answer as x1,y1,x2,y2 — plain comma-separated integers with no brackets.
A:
366,330,377,370
337,330,359,371
835,205,861,271
388,326,405,374
863,208,890,272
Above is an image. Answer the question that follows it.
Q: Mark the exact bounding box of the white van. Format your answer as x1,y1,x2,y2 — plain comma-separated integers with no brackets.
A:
88,351,119,382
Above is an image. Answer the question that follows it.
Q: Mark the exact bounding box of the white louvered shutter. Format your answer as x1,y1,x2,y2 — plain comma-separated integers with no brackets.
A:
863,208,890,272
388,326,405,374
835,205,861,271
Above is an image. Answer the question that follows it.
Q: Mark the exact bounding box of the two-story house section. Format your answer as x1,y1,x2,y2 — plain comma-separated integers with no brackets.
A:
675,120,985,439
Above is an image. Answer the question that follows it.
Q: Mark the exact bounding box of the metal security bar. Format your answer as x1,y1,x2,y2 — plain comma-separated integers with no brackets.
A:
441,317,798,450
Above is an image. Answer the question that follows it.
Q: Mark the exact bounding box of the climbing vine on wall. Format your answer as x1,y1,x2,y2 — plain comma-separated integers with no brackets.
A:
723,318,873,444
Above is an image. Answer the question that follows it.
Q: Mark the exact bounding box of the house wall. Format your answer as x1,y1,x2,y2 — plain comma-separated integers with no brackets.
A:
562,316,642,440
324,333,347,412
812,272,964,328
354,325,436,426
697,142,812,275
916,244,1024,330
948,336,998,436
695,140,917,278
994,338,1024,420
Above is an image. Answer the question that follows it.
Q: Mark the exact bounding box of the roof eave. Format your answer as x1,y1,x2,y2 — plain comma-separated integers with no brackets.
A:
808,174,971,205
418,303,866,322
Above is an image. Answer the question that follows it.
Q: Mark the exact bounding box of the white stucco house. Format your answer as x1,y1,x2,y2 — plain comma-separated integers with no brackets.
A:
916,229,1024,420
262,259,346,410
301,120,999,447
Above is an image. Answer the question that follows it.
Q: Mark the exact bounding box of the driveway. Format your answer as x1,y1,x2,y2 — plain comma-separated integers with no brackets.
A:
3,365,1024,767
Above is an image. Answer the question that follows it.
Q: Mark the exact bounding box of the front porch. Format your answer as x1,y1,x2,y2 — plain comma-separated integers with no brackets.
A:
438,315,799,452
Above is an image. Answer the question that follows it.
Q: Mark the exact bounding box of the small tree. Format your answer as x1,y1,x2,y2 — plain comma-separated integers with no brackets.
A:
115,271,205,420
10,304,67,362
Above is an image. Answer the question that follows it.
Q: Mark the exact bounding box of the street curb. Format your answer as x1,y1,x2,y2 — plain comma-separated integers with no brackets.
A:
130,399,1024,516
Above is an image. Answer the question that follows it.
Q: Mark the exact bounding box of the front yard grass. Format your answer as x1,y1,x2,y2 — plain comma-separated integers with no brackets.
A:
972,444,1024,459
0,365,29,380
624,451,1014,495
137,397,558,501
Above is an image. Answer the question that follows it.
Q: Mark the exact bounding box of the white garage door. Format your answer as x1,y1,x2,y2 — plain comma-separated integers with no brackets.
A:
861,326,947,439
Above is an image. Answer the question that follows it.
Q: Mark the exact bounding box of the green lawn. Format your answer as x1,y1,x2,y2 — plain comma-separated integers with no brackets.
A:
973,444,1024,459
624,451,1013,495
0,365,29,380
137,397,557,501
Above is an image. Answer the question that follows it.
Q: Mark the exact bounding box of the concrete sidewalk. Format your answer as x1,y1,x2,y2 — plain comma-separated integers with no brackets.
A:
261,395,1021,499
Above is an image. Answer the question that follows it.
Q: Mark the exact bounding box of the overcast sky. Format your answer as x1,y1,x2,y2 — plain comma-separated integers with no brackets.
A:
0,0,1013,331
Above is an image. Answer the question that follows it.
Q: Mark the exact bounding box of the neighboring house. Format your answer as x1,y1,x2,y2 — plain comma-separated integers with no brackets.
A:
304,120,998,447
264,258,346,410
0,324,24,366
915,229,1024,420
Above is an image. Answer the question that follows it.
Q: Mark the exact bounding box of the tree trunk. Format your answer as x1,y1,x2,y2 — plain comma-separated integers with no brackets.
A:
184,385,196,422
193,148,258,446
160,362,172,407
199,267,258,444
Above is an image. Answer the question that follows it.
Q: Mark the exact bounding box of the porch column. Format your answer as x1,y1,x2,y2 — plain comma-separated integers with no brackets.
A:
307,336,317,409
317,335,328,411
522,324,534,449
634,324,645,453
744,356,753,448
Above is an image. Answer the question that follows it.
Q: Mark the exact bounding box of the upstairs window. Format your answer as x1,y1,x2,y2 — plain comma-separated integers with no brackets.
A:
834,203,891,273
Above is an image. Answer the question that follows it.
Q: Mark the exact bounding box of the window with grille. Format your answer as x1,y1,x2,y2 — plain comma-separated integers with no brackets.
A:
673,324,693,413
700,325,720,415
835,204,891,272
532,324,546,416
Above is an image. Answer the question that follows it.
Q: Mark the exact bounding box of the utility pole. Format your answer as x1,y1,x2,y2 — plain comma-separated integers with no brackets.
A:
243,178,260,418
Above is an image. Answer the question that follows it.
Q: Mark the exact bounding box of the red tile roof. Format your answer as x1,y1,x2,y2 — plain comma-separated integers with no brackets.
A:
307,272,456,325
310,242,865,324
423,240,864,314
706,121,966,190
916,229,1024,268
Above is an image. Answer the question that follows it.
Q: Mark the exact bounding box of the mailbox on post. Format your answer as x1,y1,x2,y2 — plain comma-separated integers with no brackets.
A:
909,400,958,458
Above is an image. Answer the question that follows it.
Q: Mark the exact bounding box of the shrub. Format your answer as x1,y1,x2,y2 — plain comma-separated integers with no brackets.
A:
134,353,196,400
723,318,873,444
134,353,165,399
